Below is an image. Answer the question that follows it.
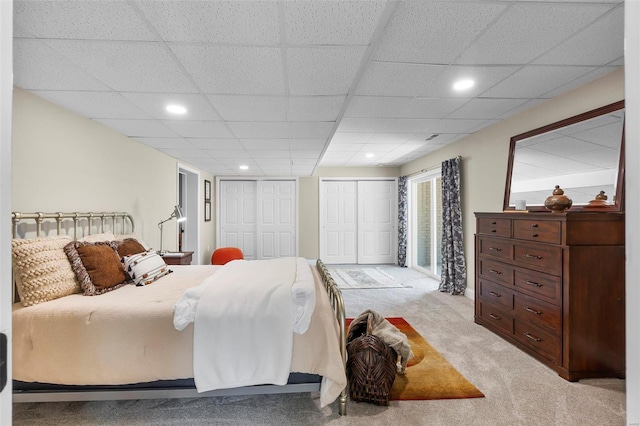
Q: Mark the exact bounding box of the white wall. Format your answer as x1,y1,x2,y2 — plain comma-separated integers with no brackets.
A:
12,89,214,264
400,68,624,296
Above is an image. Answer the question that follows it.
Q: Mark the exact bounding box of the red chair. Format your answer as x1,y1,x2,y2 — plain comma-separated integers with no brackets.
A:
211,247,244,265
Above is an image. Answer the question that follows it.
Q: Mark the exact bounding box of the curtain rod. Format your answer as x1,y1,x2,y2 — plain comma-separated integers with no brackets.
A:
404,155,462,178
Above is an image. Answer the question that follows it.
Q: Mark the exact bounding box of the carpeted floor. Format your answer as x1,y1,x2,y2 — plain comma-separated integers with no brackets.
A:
12,264,626,425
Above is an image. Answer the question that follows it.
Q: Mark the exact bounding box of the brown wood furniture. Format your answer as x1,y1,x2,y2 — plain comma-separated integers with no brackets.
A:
161,251,193,265
474,211,625,381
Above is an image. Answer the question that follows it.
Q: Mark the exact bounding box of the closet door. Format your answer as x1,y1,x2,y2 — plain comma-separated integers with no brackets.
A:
219,181,257,260
320,181,358,264
257,180,296,259
358,180,397,264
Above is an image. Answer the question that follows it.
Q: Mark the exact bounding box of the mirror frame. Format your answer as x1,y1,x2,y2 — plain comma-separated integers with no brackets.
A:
503,100,625,213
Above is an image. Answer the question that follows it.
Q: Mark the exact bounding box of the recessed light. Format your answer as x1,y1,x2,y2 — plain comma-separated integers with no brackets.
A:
366,153,374,158
166,104,187,115
453,79,475,91
239,165,249,170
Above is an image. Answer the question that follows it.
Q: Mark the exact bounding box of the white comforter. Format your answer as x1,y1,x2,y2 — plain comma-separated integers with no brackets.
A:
173,257,316,392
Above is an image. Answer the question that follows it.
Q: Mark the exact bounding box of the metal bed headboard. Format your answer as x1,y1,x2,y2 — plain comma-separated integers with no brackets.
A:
11,211,135,240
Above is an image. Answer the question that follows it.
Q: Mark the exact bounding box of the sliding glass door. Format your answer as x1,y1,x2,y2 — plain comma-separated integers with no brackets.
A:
410,170,442,277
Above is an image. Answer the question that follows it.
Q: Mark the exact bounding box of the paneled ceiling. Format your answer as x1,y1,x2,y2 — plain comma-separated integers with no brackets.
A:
13,0,624,177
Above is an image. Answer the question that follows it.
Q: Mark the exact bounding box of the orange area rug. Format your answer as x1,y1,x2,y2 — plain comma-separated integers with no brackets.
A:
346,317,484,401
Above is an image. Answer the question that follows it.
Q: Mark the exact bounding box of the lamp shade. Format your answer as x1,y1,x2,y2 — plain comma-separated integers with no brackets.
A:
174,205,186,222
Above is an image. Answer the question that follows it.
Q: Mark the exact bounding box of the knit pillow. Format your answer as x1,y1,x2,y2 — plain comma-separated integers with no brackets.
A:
12,236,81,307
64,241,129,296
122,251,172,286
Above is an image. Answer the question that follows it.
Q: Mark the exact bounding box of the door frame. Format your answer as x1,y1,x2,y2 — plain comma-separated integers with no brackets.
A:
177,163,200,264
319,177,398,265
215,177,299,258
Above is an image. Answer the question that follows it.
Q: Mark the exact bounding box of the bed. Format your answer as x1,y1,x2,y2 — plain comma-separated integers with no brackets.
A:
10,211,348,415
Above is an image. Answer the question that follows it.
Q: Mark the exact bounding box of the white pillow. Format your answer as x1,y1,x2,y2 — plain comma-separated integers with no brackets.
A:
122,251,171,286
78,232,116,243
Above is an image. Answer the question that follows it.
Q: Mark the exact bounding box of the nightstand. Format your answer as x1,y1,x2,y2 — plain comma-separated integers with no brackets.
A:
161,251,193,265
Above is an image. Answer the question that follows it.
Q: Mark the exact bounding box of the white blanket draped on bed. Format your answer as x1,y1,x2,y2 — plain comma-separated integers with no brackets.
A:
174,257,314,392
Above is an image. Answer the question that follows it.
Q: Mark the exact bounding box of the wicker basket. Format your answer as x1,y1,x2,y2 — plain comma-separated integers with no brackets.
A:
346,312,397,406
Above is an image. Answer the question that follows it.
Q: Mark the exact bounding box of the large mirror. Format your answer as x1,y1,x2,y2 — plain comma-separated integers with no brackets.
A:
504,100,625,212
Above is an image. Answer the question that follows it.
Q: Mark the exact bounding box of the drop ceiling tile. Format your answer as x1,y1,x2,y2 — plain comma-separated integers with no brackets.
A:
398,98,470,119
447,98,529,119
321,151,355,162
242,139,291,151
32,90,152,119
290,150,322,159
291,159,319,166
13,24,35,38
134,137,191,149
170,45,284,95
123,93,222,121
289,96,345,122
287,47,368,96
204,150,252,160
162,120,234,138
387,118,486,134
345,96,412,118
46,40,197,93
291,165,315,175
356,62,445,96
327,143,365,152
251,151,292,160
207,95,287,121
284,1,386,45
456,2,612,65
95,119,178,138
15,1,156,40
289,139,326,151
255,158,293,166
330,133,375,144
228,122,290,139
159,148,208,159
136,1,280,44
541,66,618,99
498,99,547,119
533,7,623,66
14,40,111,91
188,139,244,150
289,122,335,139
464,120,501,134
375,1,506,63
336,118,389,133
421,66,520,98
569,148,619,168
482,65,598,98
367,133,415,144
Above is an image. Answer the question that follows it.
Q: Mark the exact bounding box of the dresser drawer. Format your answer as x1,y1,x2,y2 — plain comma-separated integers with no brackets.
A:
514,319,561,364
514,269,562,306
513,243,562,275
478,259,514,287
478,303,513,334
478,279,515,310
478,236,512,261
478,217,511,237
514,292,561,334
513,219,561,244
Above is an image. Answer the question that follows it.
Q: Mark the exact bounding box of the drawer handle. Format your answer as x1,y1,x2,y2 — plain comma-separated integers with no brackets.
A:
491,229,497,233
489,269,502,275
489,313,501,320
531,223,538,228
488,291,501,298
525,280,543,288
488,247,502,251
531,233,538,237
491,221,497,225
524,332,542,342
524,253,542,260
525,307,542,315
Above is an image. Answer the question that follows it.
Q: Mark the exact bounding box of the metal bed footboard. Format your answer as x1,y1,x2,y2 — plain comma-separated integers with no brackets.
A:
316,259,348,416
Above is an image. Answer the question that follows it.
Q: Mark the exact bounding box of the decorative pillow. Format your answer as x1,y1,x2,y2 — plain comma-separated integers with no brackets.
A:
78,232,116,243
64,241,129,296
11,236,81,306
115,238,147,258
115,234,150,251
122,251,172,286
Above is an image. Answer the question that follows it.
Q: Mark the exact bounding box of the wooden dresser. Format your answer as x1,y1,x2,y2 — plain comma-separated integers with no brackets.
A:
474,212,625,381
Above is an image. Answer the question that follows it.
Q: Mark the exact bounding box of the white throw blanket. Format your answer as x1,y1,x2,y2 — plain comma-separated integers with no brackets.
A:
173,257,315,392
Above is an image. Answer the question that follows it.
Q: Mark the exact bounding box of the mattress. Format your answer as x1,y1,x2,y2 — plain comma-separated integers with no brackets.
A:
12,264,346,404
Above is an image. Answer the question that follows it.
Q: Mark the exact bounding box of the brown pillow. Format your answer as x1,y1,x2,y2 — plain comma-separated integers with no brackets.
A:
115,238,147,258
64,241,129,296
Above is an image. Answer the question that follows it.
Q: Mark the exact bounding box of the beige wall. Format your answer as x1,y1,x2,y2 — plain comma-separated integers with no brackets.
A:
12,88,215,265
400,68,625,294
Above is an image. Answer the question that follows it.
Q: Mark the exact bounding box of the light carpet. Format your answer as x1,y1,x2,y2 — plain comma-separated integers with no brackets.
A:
328,266,412,289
